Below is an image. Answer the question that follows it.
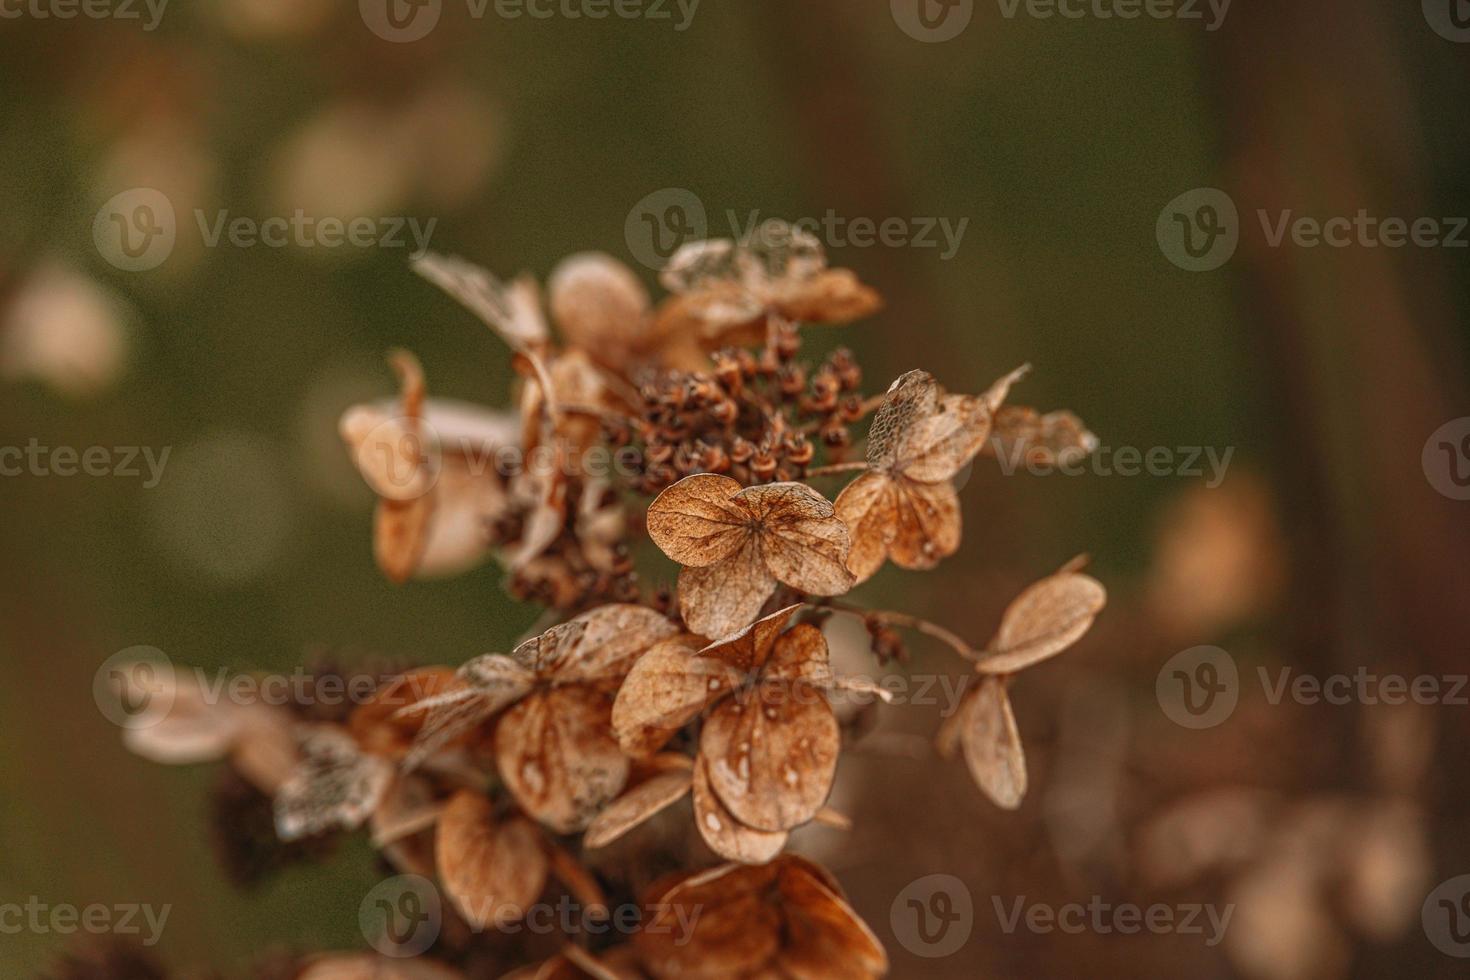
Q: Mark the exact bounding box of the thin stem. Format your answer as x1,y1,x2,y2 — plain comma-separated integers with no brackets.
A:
804,461,869,477
822,600,982,663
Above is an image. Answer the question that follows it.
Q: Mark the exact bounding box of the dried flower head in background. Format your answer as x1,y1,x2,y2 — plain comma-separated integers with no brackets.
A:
120,219,1102,977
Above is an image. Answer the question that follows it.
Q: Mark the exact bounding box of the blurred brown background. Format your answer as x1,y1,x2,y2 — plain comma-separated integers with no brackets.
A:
2,0,1469,976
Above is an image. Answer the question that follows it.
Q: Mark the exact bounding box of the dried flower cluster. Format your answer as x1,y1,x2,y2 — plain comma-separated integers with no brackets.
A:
117,220,1104,977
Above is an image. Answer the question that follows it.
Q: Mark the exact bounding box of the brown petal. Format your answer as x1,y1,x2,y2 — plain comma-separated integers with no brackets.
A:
637,862,783,980
986,405,1098,468
340,407,436,503
980,364,1031,414
400,656,536,770
677,539,777,640
701,683,840,833
763,623,833,687
374,495,434,584
697,603,803,674
646,473,753,568
496,686,630,833
415,461,507,579
436,790,548,928
548,604,681,684
832,471,899,584
693,754,788,864
884,477,961,571
413,252,549,352
737,482,854,597
898,393,992,484
510,619,592,676
865,370,938,470
613,636,739,758
777,859,889,980
960,678,1027,810
549,252,652,368
774,268,881,325
584,769,693,849
350,667,462,760
979,569,1107,674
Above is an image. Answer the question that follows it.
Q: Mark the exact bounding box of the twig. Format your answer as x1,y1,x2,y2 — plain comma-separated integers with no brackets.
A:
822,600,982,663
804,461,869,477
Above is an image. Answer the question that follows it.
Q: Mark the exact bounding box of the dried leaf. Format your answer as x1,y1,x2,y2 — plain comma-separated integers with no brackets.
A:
979,567,1106,674
400,656,536,770
740,483,854,597
524,605,679,683
436,790,548,928
496,686,630,833
613,635,738,758
638,862,783,980
762,623,834,688
549,252,652,369
645,474,753,568
700,682,840,833
692,755,788,864
584,769,693,849
960,679,1027,810
374,495,434,584
676,541,777,640
834,472,960,584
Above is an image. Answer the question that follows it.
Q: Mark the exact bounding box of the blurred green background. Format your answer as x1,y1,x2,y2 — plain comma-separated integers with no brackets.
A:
3,1,1469,976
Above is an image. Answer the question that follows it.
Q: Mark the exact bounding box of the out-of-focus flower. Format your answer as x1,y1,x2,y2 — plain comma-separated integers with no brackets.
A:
0,261,130,396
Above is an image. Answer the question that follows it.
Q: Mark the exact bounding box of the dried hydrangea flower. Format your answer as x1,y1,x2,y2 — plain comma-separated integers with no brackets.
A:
655,220,880,348
937,561,1106,808
636,855,887,980
614,605,871,862
435,789,550,929
401,604,678,832
835,366,1030,584
646,474,854,638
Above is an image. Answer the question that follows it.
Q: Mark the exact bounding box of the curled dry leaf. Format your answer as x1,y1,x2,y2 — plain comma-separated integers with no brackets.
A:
637,855,886,980
584,768,694,849
655,220,880,348
958,677,1028,811
436,790,548,929
978,562,1107,674
646,474,853,639
274,726,394,841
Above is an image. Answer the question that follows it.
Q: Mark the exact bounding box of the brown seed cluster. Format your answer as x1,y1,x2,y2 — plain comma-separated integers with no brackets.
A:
615,325,866,495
